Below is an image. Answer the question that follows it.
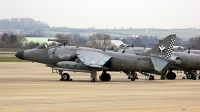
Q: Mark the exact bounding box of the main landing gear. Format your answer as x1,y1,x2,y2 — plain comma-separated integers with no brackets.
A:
58,69,112,83
185,70,198,80
124,71,136,81
100,71,111,81
90,70,97,82
160,71,176,80
59,70,72,81
166,71,176,80
91,70,111,82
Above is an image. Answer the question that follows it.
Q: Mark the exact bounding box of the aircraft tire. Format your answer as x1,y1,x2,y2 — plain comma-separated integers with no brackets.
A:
171,72,176,80
167,72,176,80
167,73,172,80
91,78,96,82
62,73,70,81
131,78,135,81
192,75,196,80
101,73,111,81
160,75,165,80
149,75,154,80
186,73,193,79
60,78,63,81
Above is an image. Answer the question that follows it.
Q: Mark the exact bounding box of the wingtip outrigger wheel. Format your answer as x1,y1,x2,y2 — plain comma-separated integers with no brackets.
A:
91,68,97,82
91,78,96,82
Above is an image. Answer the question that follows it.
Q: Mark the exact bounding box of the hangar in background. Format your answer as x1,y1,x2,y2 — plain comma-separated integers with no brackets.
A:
86,40,127,48
19,37,57,46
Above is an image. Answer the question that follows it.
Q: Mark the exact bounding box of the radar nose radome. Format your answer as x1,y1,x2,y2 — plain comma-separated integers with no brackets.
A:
15,50,25,60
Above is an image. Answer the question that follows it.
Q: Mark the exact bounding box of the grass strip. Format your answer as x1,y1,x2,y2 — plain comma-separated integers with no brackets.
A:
0,57,27,62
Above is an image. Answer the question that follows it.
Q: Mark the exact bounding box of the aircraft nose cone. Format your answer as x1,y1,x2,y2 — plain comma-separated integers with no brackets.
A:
15,50,24,60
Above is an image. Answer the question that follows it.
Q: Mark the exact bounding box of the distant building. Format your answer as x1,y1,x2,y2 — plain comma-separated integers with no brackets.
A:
86,40,127,48
130,35,139,37
110,40,127,48
48,38,71,45
19,37,57,46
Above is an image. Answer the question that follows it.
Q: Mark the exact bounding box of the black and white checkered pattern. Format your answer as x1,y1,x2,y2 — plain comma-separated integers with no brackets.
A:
165,36,176,59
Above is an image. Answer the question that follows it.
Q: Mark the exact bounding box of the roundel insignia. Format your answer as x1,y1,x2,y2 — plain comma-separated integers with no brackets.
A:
50,55,53,59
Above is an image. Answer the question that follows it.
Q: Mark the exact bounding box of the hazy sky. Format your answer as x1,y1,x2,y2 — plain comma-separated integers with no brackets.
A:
0,0,199,29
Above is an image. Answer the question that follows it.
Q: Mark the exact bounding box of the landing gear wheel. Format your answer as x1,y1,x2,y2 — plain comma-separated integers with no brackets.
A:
167,73,171,80
62,73,70,81
91,78,96,82
160,75,165,80
149,75,154,80
171,72,176,80
198,75,200,80
193,75,196,80
100,73,111,81
131,78,135,81
187,73,192,79
167,72,176,80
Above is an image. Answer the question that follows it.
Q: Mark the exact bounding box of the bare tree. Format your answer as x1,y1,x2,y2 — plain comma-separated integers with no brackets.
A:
1,33,11,44
189,37,200,50
90,33,111,47
113,37,121,40
55,33,71,39
55,33,72,45
71,33,84,45
23,42,40,49
10,34,17,44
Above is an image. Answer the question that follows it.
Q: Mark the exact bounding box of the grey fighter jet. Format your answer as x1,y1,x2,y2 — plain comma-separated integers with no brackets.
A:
118,43,200,80
15,35,176,82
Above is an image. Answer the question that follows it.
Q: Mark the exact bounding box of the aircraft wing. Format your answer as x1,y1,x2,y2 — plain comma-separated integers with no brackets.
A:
76,50,111,68
150,57,168,71
170,55,178,60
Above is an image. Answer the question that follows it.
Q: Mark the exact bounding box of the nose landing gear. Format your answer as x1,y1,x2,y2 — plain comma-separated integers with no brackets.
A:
59,70,72,81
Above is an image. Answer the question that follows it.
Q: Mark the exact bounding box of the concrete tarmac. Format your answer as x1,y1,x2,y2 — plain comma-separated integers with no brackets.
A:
0,62,200,112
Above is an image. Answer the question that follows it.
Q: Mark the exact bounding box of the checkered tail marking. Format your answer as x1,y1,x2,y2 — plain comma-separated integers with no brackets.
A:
165,36,176,59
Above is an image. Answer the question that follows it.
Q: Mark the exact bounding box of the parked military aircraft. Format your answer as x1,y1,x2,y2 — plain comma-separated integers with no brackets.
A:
15,35,176,82
118,44,200,80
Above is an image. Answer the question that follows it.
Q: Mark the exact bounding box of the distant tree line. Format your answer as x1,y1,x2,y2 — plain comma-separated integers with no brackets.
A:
121,36,195,48
55,32,111,47
122,36,158,48
0,33,40,49
1,32,200,50
188,37,200,50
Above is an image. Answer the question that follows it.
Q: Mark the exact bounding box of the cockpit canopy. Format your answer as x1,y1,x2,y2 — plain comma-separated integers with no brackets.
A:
36,41,62,49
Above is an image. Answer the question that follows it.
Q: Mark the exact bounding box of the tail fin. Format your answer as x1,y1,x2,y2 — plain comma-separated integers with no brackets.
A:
142,34,176,72
142,34,176,59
